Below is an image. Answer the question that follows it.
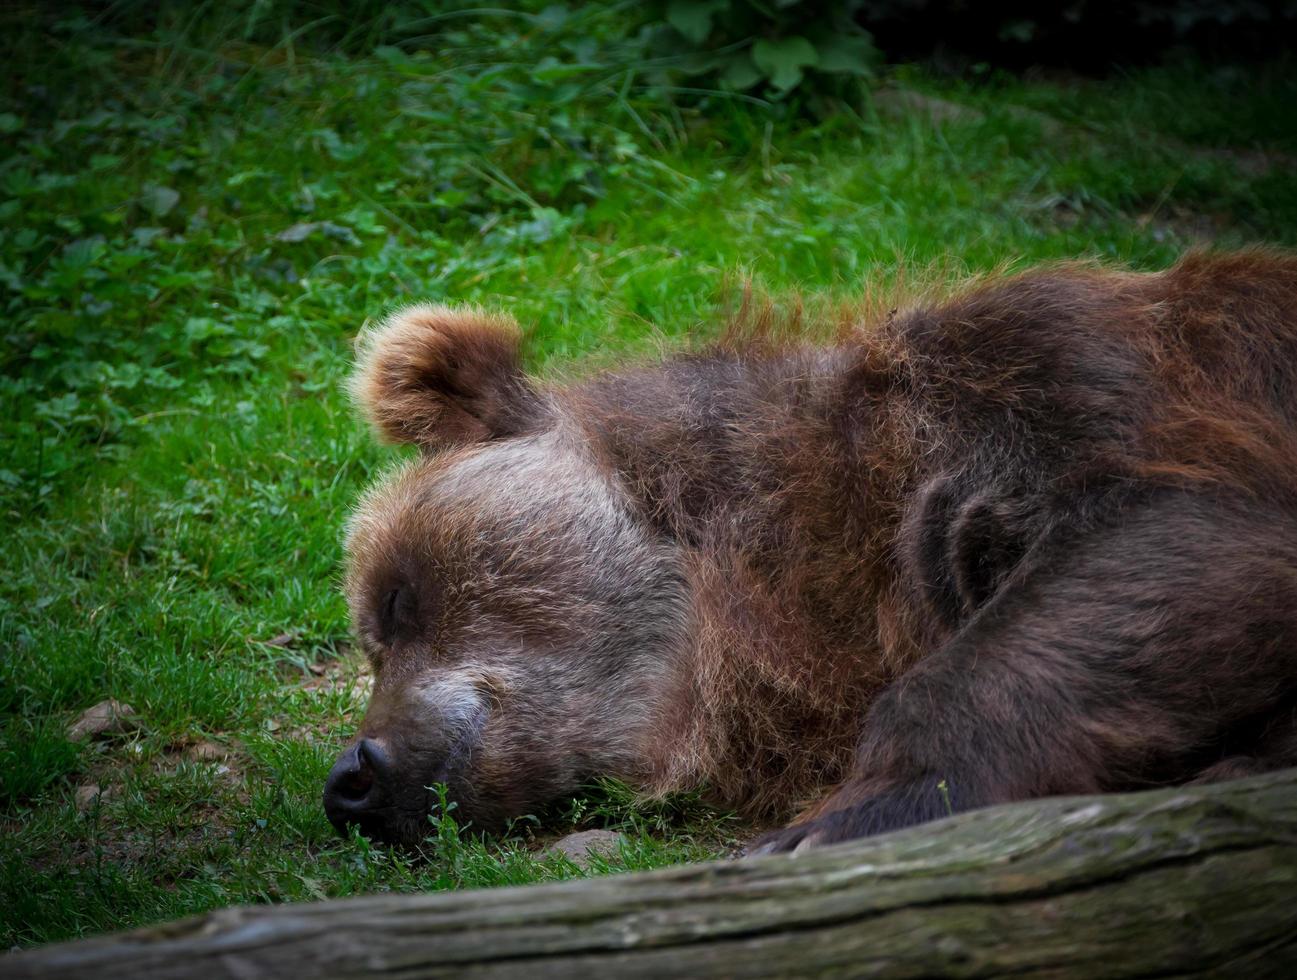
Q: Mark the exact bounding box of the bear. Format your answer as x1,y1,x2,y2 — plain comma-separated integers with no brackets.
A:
323,249,1297,854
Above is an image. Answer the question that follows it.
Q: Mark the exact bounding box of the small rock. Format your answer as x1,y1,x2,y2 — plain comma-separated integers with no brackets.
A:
74,783,117,811
186,740,227,762
66,699,137,742
542,830,627,870
74,784,101,810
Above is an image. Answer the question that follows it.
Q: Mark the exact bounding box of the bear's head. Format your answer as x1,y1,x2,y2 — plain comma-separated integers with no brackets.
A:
325,307,688,846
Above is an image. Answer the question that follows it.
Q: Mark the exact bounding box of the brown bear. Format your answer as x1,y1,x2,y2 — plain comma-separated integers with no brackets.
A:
324,249,1297,854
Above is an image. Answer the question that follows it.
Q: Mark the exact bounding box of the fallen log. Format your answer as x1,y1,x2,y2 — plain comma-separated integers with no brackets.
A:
11,769,1297,978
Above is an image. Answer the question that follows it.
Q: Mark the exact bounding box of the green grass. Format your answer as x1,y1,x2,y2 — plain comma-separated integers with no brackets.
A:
2,1,1294,950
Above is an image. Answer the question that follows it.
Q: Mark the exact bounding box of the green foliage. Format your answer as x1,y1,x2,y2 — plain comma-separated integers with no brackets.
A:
658,0,879,96
0,715,82,805
563,777,739,841
1,2,677,517
1,0,1293,952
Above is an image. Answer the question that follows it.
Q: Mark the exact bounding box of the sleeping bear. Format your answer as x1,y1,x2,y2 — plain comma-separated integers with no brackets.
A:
323,249,1297,854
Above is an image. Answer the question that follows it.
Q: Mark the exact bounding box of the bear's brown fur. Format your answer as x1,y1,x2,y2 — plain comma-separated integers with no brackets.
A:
324,249,1297,853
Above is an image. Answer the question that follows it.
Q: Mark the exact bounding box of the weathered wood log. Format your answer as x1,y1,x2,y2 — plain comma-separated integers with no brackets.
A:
11,769,1297,978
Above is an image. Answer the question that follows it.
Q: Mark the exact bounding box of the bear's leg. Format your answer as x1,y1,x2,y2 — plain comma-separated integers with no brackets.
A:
1190,704,1297,784
751,488,1297,855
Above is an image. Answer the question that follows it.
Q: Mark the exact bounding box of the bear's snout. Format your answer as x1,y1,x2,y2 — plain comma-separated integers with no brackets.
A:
323,737,393,837
322,692,492,845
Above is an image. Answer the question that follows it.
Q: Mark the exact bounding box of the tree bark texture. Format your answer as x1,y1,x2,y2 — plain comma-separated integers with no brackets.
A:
10,769,1297,978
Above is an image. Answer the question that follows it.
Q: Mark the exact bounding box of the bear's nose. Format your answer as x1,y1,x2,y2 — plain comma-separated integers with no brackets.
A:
323,737,390,833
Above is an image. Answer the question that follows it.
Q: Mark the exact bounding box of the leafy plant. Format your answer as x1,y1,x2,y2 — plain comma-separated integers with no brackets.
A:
654,0,879,96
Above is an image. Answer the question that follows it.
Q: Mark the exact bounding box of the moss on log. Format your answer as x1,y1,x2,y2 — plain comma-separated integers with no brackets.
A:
11,769,1297,978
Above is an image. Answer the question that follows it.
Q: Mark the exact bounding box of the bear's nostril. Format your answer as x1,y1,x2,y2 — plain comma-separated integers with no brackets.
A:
334,764,374,801
356,737,391,777
323,740,388,831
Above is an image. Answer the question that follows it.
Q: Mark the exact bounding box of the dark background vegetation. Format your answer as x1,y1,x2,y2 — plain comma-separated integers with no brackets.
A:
2,0,1293,950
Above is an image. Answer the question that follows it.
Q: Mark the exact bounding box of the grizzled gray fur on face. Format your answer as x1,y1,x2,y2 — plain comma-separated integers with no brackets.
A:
337,416,688,843
326,253,1297,853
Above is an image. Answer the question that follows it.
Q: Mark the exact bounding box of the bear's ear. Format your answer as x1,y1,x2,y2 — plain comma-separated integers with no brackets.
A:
350,304,539,451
